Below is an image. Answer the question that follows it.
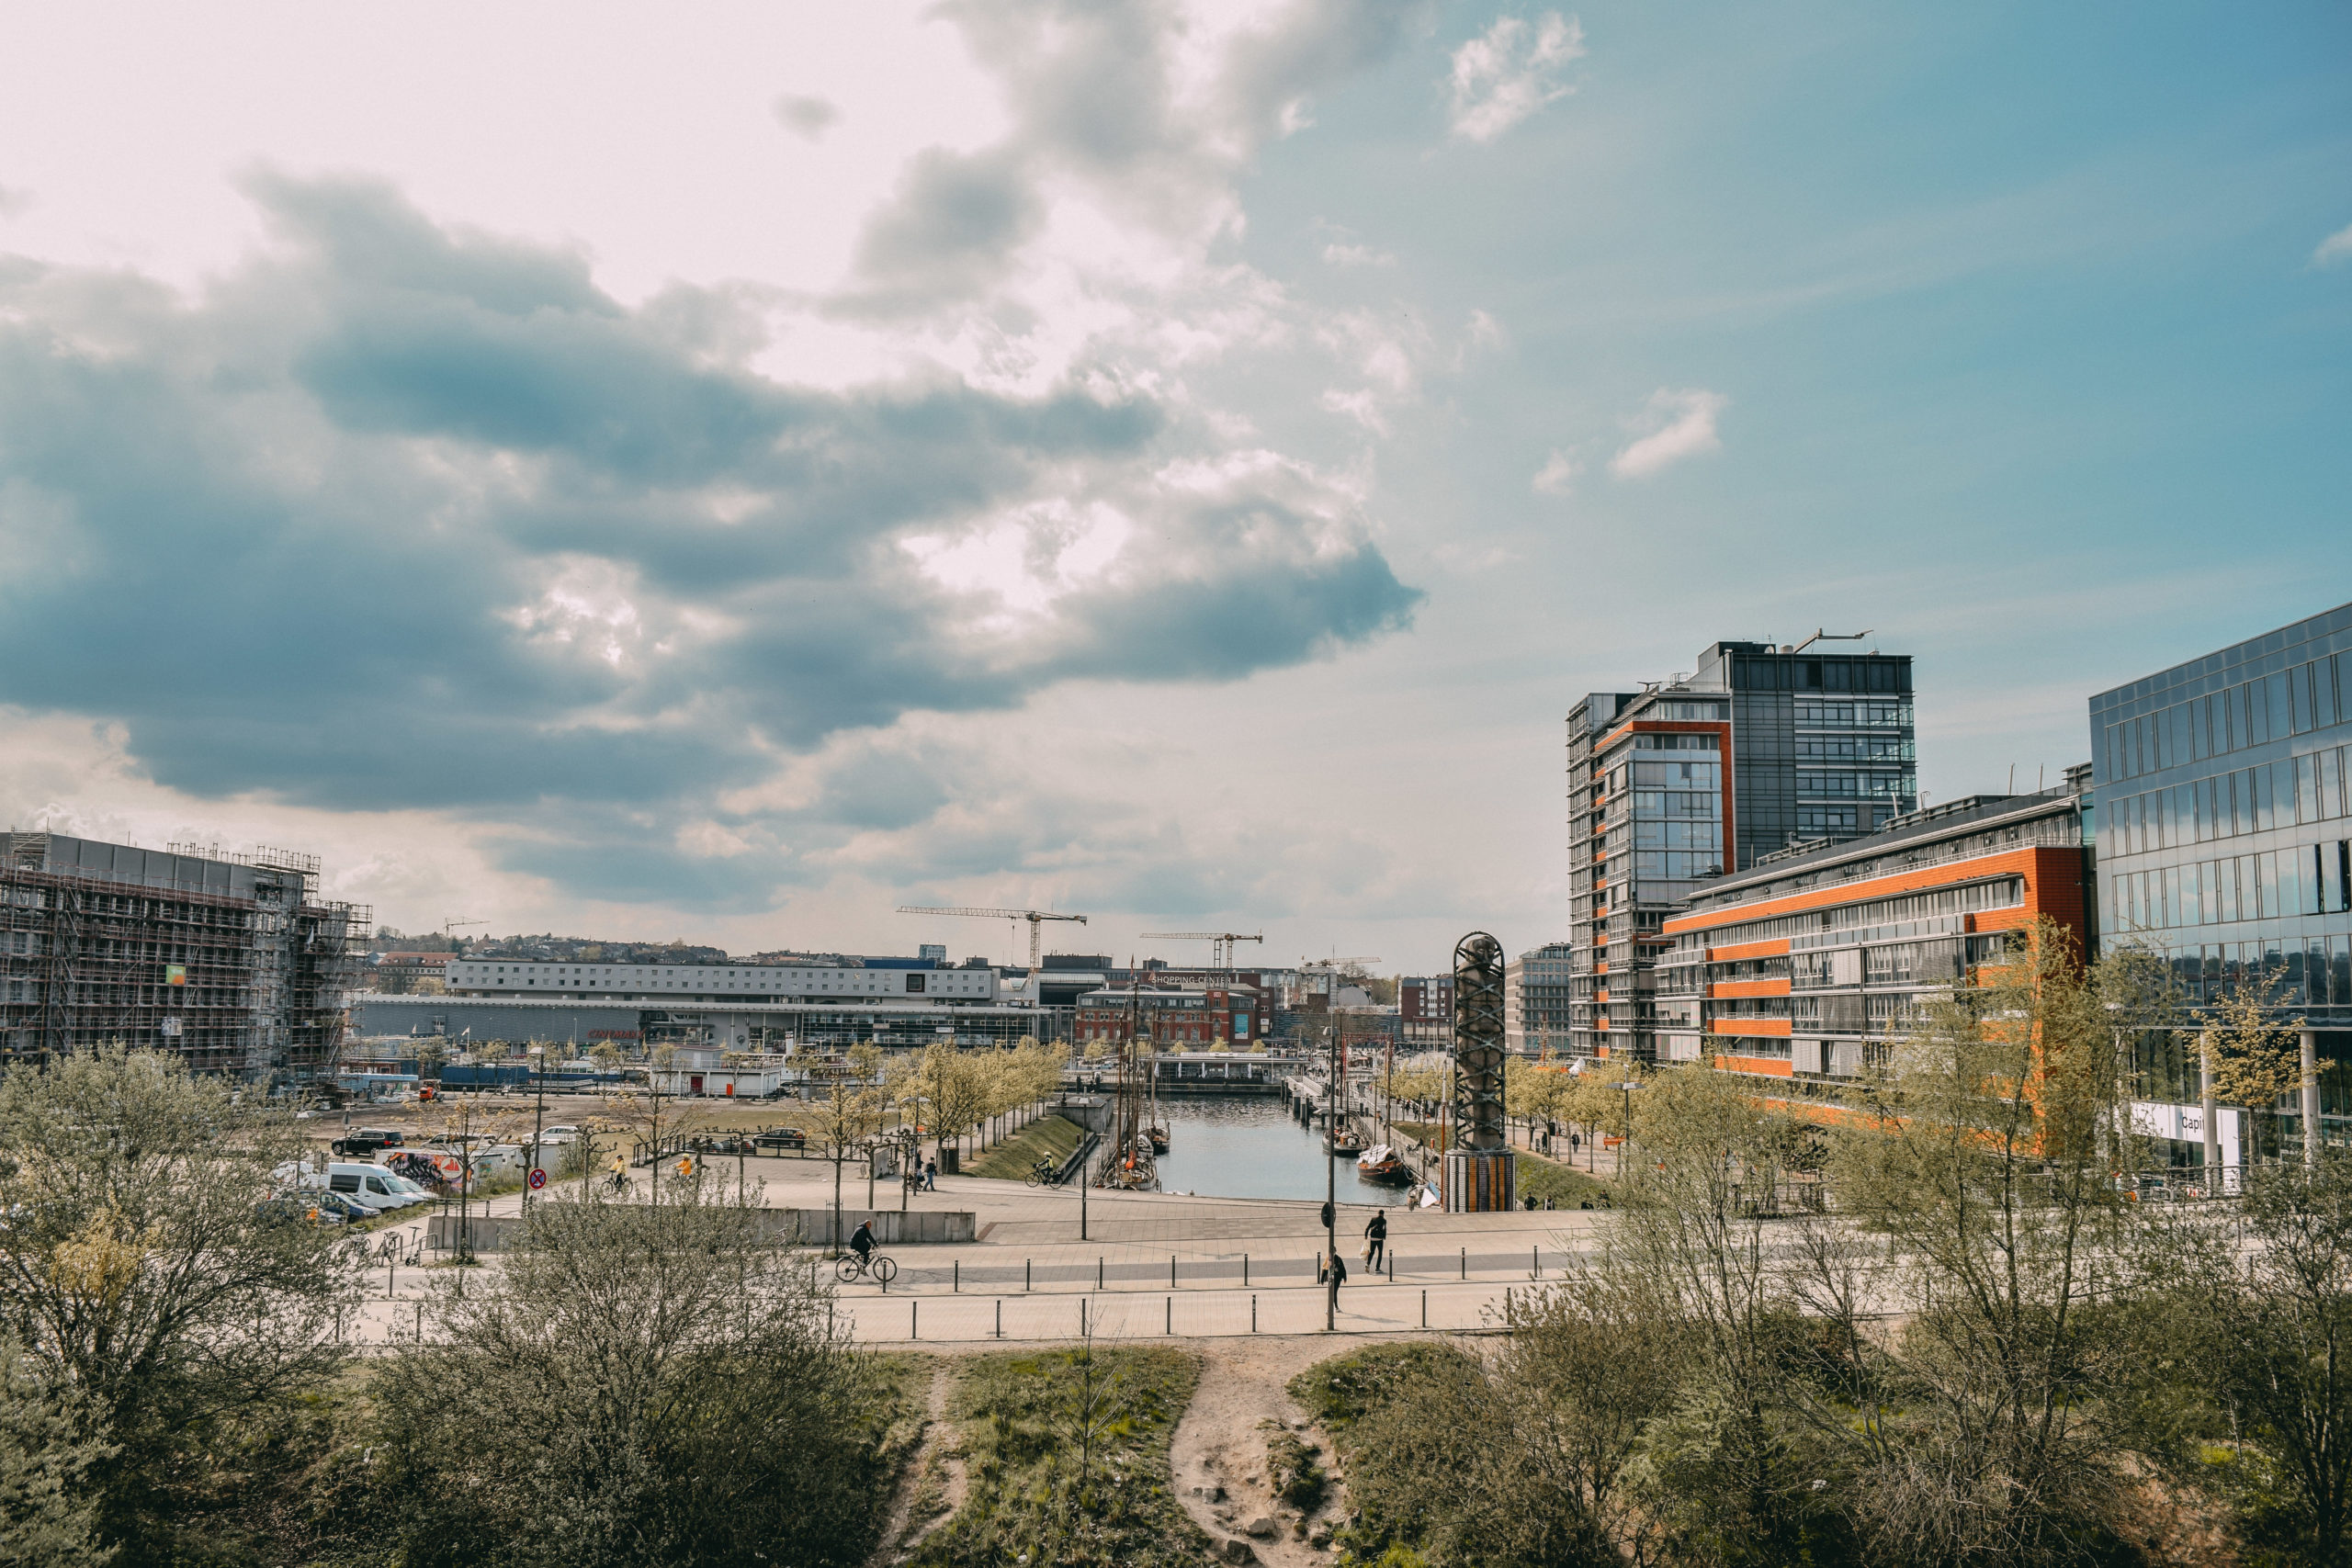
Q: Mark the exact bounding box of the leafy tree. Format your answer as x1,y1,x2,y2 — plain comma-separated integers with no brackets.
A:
2137,1153,2352,1563
808,1068,884,1253
0,1336,110,1567
2207,971,2309,1164
1816,918,2165,1564
0,1046,357,1560
369,1187,898,1568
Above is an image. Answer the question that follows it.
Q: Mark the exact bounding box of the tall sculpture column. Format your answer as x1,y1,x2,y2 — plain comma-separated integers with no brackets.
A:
1445,931,1516,1212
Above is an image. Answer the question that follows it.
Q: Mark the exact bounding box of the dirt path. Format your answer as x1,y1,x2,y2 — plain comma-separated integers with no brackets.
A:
1168,1337,1361,1565
867,1360,969,1567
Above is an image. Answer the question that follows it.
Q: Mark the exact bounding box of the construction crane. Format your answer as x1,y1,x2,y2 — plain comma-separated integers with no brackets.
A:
896,906,1088,990
442,918,486,949
1139,931,1264,969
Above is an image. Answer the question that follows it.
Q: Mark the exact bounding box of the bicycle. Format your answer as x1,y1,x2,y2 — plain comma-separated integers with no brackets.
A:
1023,1158,1067,1189
835,1250,899,1285
603,1170,632,1198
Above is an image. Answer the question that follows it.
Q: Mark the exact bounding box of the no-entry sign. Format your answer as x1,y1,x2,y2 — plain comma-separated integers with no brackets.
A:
527,1168,548,1190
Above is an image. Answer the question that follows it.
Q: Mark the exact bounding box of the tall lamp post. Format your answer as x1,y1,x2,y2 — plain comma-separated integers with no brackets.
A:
1618,1080,1637,1169
1325,1020,1340,1332
526,1043,547,1213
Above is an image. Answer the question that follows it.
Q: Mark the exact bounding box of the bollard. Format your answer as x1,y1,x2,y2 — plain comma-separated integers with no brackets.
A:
1460,1247,1466,1280
1098,1256,1104,1291
1252,1293,1258,1332
954,1260,960,1292
1170,1254,1177,1289
1387,1249,1396,1283
1421,1289,1427,1328
1080,1298,1088,1337
1243,1253,1250,1287
1025,1258,1032,1292
1532,1245,1540,1279
912,1301,919,1340
1166,1296,1172,1335
995,1299,1002,1338
415,1302,424,1339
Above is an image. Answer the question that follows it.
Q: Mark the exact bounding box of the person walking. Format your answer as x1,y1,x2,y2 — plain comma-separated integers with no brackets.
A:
1363,1209,1386,1272
922,1157,938,1192
1327,1247,1348,1316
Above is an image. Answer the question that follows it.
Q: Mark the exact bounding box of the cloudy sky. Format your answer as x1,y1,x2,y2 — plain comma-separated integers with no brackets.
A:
1,2,2346,970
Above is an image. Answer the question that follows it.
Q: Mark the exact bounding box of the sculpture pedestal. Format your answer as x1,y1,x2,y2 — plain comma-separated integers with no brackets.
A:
1442,1149,1516,1213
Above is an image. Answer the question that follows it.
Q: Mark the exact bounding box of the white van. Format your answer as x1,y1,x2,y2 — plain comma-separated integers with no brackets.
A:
326,1163,425,1210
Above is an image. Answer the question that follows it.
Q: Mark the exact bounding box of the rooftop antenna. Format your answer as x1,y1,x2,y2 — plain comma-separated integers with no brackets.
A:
1789,628,1873,653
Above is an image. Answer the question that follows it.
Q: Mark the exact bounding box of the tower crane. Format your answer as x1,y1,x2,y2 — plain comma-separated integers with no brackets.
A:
895,905,1089,991
1138,931,1264,969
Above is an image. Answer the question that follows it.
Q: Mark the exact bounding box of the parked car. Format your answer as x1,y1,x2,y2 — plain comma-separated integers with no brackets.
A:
752,1128,807,1152
330,1127,405,1157
256,1195,343,1227
310,1190,377,1224
328,1163,429,1209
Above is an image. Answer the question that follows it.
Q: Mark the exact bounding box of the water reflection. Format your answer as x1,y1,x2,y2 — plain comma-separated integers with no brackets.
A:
1150,1095,1415,1205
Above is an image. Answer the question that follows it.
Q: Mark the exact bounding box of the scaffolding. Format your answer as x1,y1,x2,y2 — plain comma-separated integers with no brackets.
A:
0,833,367,1079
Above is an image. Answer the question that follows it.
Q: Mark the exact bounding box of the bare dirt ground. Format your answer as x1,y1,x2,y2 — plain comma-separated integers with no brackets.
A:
1165,1334,1410,1565
867,1359,969,1568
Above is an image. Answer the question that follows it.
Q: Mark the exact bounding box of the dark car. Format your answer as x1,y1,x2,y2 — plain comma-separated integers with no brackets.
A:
331,1127,405,1158
752,1128,808,1152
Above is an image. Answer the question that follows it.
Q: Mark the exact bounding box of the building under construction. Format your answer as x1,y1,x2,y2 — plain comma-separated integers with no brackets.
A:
0,833,367,1082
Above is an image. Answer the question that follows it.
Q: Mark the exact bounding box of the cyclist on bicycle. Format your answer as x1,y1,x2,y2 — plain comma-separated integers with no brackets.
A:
850,1218,875,1265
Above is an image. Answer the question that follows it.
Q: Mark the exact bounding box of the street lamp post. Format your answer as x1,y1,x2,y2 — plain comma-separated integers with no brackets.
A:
1619,1081,1637,1168
1325,1021,1339,1332
526,1043,546,1213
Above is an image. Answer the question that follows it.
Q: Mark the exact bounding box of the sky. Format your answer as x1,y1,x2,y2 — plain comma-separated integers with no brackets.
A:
0,1,2346,973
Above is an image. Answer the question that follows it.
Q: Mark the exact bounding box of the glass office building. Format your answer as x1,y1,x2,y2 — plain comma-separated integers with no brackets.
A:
1566,638,1916,1063
2089,600,2352,1162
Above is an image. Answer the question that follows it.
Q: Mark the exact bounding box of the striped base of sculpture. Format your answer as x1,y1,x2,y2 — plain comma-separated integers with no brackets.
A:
1443,1148,1517,1213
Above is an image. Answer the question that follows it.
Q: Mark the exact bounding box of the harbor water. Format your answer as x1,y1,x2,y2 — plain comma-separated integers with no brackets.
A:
1149,1094,1416,1205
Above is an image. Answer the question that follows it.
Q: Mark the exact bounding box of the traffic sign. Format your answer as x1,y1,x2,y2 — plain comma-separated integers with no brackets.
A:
527,1168,548,1190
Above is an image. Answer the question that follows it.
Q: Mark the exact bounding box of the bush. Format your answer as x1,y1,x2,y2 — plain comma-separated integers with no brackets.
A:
368,1185,909,1568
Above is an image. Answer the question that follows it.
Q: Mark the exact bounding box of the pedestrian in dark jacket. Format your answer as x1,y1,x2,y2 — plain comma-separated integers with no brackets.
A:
1363,1211,1386,1270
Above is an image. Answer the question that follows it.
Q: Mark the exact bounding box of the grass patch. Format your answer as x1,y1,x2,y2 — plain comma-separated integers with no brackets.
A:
1289,1343,1482,1438
909,1345,1206,1568
1261,1419,1328,1511
1514,1155,1617,1209
966,1114,1085,1181
1386,1125,1619,1209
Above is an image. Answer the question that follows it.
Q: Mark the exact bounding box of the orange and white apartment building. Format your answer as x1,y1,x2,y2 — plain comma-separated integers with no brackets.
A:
1655,768,2096,1086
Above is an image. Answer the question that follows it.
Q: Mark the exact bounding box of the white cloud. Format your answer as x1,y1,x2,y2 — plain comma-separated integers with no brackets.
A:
1448,12,1586,143
2314,221,2352,267
1609,388,1728,479
1322,241,1395,267
1531,450,1577,495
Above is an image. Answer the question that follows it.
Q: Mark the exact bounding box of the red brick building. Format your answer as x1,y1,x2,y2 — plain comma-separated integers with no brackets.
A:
1075,983,1261,1048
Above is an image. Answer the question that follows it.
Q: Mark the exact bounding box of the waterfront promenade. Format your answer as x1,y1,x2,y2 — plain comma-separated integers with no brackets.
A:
345,1150,1611,1346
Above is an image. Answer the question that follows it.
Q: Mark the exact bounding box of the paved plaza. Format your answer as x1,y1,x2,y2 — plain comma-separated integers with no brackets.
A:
343,1145,1615,1347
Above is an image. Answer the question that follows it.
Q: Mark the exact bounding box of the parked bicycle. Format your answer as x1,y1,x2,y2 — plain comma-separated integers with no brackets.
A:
1024,1157,1067,1189
834,1250,899,1285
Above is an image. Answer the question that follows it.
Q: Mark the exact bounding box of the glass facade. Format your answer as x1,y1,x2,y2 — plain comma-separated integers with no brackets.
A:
2090,601,2352,1152
1566,640,1916,1064
2091,602,2352,1012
